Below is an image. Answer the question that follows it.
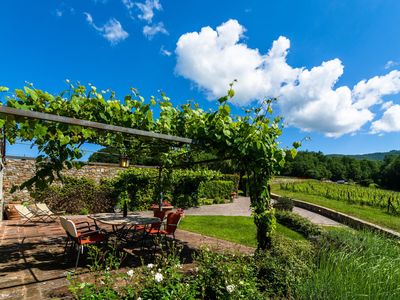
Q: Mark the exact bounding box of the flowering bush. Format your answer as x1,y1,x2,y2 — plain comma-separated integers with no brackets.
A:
67,243,270,300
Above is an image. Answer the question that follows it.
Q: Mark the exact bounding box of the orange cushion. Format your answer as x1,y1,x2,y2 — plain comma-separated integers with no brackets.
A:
79,233,106,245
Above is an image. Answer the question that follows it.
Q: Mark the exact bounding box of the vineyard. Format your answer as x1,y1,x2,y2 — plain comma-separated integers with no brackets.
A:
280,181,400,215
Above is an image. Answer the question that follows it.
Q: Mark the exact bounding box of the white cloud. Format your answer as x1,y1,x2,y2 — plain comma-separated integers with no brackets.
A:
55,9,63,17
381,100,394,110
135,0,162,23
160,45,172,56
175,19,400,137
122,0,135,9
384,60,399,70
352,70,400,109
84,13,129,45
371,105,400,133
143,22,168,39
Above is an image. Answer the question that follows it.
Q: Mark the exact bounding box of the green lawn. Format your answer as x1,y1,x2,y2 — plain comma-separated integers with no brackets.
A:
272,185,400,232
179,215,305,248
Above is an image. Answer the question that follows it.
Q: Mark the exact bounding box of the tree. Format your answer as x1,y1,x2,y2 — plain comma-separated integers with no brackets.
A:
0,82,295,249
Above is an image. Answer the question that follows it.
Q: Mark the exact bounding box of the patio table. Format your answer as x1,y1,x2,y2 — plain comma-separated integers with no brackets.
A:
88,213,161,243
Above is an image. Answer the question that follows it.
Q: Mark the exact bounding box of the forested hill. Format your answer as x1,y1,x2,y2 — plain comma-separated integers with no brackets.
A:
328,150,400,161
282,151,400,190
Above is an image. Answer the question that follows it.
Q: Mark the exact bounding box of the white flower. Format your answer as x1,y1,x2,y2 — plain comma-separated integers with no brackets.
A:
154,272,163,283
158,268,161,272
226,284,236,293
137,298,142,300
147,263,154,269
195,267,199,272
127,269,134,277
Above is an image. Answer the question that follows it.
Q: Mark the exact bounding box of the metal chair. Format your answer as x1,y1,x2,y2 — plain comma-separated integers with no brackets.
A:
64,219,107,268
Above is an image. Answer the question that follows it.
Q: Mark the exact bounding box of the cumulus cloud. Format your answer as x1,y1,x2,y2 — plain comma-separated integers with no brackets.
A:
352,70,400,109
371,105,400,133
135,0,162,22
175,19,400,137
84,13,129,45
143,22,168,39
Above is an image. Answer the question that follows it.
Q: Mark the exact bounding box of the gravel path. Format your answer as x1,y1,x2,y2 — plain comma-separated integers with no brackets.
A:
184,196,340,226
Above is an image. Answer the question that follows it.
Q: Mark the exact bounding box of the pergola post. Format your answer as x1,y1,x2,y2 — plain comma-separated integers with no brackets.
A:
0,126,5,221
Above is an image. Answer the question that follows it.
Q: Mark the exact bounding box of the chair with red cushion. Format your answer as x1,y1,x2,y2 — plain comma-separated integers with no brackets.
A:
141,210,184,252
64,219,107,268
149,209,184,240
59,217,98,255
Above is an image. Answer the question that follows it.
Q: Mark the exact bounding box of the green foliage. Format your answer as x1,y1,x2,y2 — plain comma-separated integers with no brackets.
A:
110,167,238,210
35,177,115,214
283,151,381,183
255,236,313,298
220,174,240,192
198,180,234,202
2,82,290,249
275,210,322,238
273,196,294,211
295,228,400,299
280,181,400,215
195,249,264,299
380,154,400,190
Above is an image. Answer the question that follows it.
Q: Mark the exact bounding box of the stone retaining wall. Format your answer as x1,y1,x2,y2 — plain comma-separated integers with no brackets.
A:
271,193,400,240
3,157,124,203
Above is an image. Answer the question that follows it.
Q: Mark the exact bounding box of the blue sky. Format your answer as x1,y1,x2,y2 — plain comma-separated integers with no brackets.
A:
1,0,400,158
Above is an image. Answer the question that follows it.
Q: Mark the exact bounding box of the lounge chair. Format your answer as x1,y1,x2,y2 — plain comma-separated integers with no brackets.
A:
32,203,65,221
13,204,52,224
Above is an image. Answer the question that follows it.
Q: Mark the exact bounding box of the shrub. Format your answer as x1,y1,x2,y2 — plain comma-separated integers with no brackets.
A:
255,236,313,298
198,180,235,202
221,174,240,192
36,177,116,214
194,249,265,299
273,196,294,211
275,210,322,238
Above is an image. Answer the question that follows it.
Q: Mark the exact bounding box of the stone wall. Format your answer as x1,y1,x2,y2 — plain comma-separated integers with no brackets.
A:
3,156,124,203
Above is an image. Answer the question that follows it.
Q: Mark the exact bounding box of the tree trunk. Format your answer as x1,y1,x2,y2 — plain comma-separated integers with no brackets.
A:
248,171,274,250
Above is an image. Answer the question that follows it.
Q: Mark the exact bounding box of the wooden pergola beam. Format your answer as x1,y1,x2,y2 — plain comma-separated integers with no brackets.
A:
0,106,193,221
0,106,193,144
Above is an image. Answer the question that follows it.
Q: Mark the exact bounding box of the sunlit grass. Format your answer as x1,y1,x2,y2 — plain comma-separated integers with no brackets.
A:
179,215,305,248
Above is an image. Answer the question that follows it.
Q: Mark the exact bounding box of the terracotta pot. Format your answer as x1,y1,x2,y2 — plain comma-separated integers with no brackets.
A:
5,203,21,220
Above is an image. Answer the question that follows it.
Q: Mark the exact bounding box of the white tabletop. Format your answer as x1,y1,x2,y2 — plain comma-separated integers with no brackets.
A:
88,213,160,226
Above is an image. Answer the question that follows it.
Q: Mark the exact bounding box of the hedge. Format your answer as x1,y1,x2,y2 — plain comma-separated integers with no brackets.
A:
275,210,322,238
198,180,235,203
35,177,116,214
37,169,240,213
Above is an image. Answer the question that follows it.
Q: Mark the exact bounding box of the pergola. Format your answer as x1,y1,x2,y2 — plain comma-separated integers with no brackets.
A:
0,106,194,221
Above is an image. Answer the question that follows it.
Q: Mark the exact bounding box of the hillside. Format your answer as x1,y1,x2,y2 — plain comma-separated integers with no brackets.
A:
328,150,400,161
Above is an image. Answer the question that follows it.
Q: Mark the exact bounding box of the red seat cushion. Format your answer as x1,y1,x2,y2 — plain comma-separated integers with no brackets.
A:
79,233,106,245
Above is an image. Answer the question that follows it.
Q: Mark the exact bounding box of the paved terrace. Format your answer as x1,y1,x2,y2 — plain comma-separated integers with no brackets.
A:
0,217,253,300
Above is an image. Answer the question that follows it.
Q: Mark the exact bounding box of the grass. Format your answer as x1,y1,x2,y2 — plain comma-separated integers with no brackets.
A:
296,227,400,299
179,215,305,248
272,184,400,232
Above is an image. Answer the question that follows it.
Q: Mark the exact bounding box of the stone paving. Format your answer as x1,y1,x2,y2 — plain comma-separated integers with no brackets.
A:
0,217,254,299
184,196,340,226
